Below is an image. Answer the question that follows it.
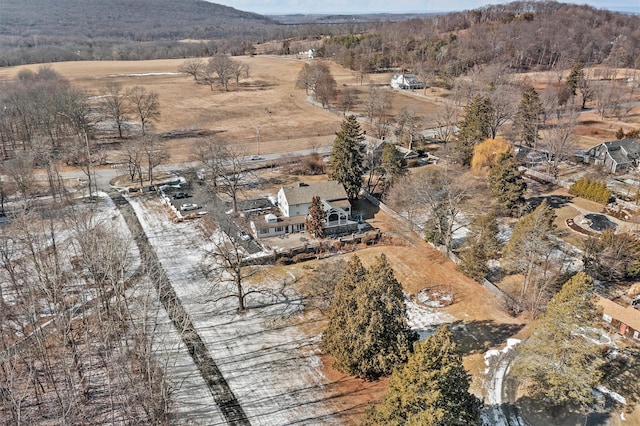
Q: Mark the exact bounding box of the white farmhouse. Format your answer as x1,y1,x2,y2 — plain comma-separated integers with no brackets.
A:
250,181,358,238
390,73,425,90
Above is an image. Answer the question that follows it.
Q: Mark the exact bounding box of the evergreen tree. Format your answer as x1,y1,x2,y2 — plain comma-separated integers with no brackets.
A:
362,326,483,426
379,142,407,196
322,256,366,372
514,86,543,147
323,254,416,380
566,63,584,97
305,195,325,238
329,115,364,199
488,152,527,216
512,272,603,409
455,95,494,166
458,211,501,281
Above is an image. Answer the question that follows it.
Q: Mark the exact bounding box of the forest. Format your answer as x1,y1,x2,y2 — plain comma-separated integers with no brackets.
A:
1,0,638,73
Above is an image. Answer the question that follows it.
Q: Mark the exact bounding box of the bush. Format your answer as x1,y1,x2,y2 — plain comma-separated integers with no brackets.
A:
276,256,293,265
568,177,611,204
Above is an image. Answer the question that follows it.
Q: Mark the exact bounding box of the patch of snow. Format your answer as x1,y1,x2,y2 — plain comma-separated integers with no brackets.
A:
482,338,522,426
128,195,341,424
596,386,626,405
405,296,454,340
107,72,182,77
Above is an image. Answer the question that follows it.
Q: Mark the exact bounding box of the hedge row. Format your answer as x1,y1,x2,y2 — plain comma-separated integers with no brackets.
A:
568,177,611,204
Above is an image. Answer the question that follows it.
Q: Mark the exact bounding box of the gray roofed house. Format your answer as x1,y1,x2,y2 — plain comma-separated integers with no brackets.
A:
583,139,640,174
277,181,349,218
250,181,357,239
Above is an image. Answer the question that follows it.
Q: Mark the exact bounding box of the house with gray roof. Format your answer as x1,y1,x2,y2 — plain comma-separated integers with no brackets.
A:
583,139,640,174
250,181,358,238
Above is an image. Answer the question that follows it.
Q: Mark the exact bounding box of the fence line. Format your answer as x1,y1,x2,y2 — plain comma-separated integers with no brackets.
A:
362,190,520,312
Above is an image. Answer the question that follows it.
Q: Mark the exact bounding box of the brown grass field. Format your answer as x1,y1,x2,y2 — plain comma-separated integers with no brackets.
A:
0,56,443,164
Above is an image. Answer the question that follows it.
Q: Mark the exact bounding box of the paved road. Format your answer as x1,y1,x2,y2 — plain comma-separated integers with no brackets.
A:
30,146,333,193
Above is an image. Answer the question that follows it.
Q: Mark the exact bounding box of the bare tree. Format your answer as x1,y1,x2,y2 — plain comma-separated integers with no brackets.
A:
434,101,460,147
128,86,160,136
178,58,205,81
3,153,37,207
487,84,516,139
203,228,258,312
338,86,357,116
315,72,337,108
232,62,249,88
366,87,391,139
541,112,577,178
195,138,249,213
395,107,420,149
418,168,471,254
206,54,237,91
141,135,168,187
122,138,144,185
101,82,130,138
295,62,332,96
295,63,315,95
387,167,471,253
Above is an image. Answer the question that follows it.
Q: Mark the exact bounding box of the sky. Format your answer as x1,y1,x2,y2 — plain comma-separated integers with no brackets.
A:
210,0,639,15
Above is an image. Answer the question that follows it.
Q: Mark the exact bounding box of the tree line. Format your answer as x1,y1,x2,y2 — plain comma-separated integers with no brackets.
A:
0,66,167,206
0,199,173,424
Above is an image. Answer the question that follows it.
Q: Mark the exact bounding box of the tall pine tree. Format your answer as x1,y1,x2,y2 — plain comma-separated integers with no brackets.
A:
489,152,527,216
362,325,482,425
455,95,494,166
323,254,416,380
329,115,364,199
322,256,366,373
305,195,325,238
458,210,501,281
514,86,543,147
512,272,603,409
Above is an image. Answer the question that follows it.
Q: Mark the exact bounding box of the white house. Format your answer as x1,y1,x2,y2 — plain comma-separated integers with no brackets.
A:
390,73,425,90
250,181,357,238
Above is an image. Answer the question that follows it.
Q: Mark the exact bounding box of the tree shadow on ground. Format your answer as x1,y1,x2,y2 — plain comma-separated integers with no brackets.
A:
517,396,614,426
351,197,380,221
601,347,640,408
450,320,525,355
527,194,573,210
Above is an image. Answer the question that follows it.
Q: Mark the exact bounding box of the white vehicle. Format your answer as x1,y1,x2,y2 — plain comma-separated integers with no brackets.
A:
238,231,252,241
180,203,199,211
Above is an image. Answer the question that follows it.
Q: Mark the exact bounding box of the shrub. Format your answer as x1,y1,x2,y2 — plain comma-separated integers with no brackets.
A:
568,177,611,204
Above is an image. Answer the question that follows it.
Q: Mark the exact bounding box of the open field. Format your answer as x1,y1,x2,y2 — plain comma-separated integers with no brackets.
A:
0,56,444,164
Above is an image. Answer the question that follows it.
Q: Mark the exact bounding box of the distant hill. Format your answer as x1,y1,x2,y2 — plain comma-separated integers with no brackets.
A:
0,0,275,40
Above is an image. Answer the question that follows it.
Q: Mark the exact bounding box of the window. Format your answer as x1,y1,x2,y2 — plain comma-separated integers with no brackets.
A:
275,226,283,232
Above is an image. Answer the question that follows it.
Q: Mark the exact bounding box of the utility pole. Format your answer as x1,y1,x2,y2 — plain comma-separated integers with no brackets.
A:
256,127,260,156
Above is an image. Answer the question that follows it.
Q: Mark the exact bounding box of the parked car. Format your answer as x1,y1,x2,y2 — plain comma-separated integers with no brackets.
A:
173,192,190,199
238,231,252,241
180,203,199,211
